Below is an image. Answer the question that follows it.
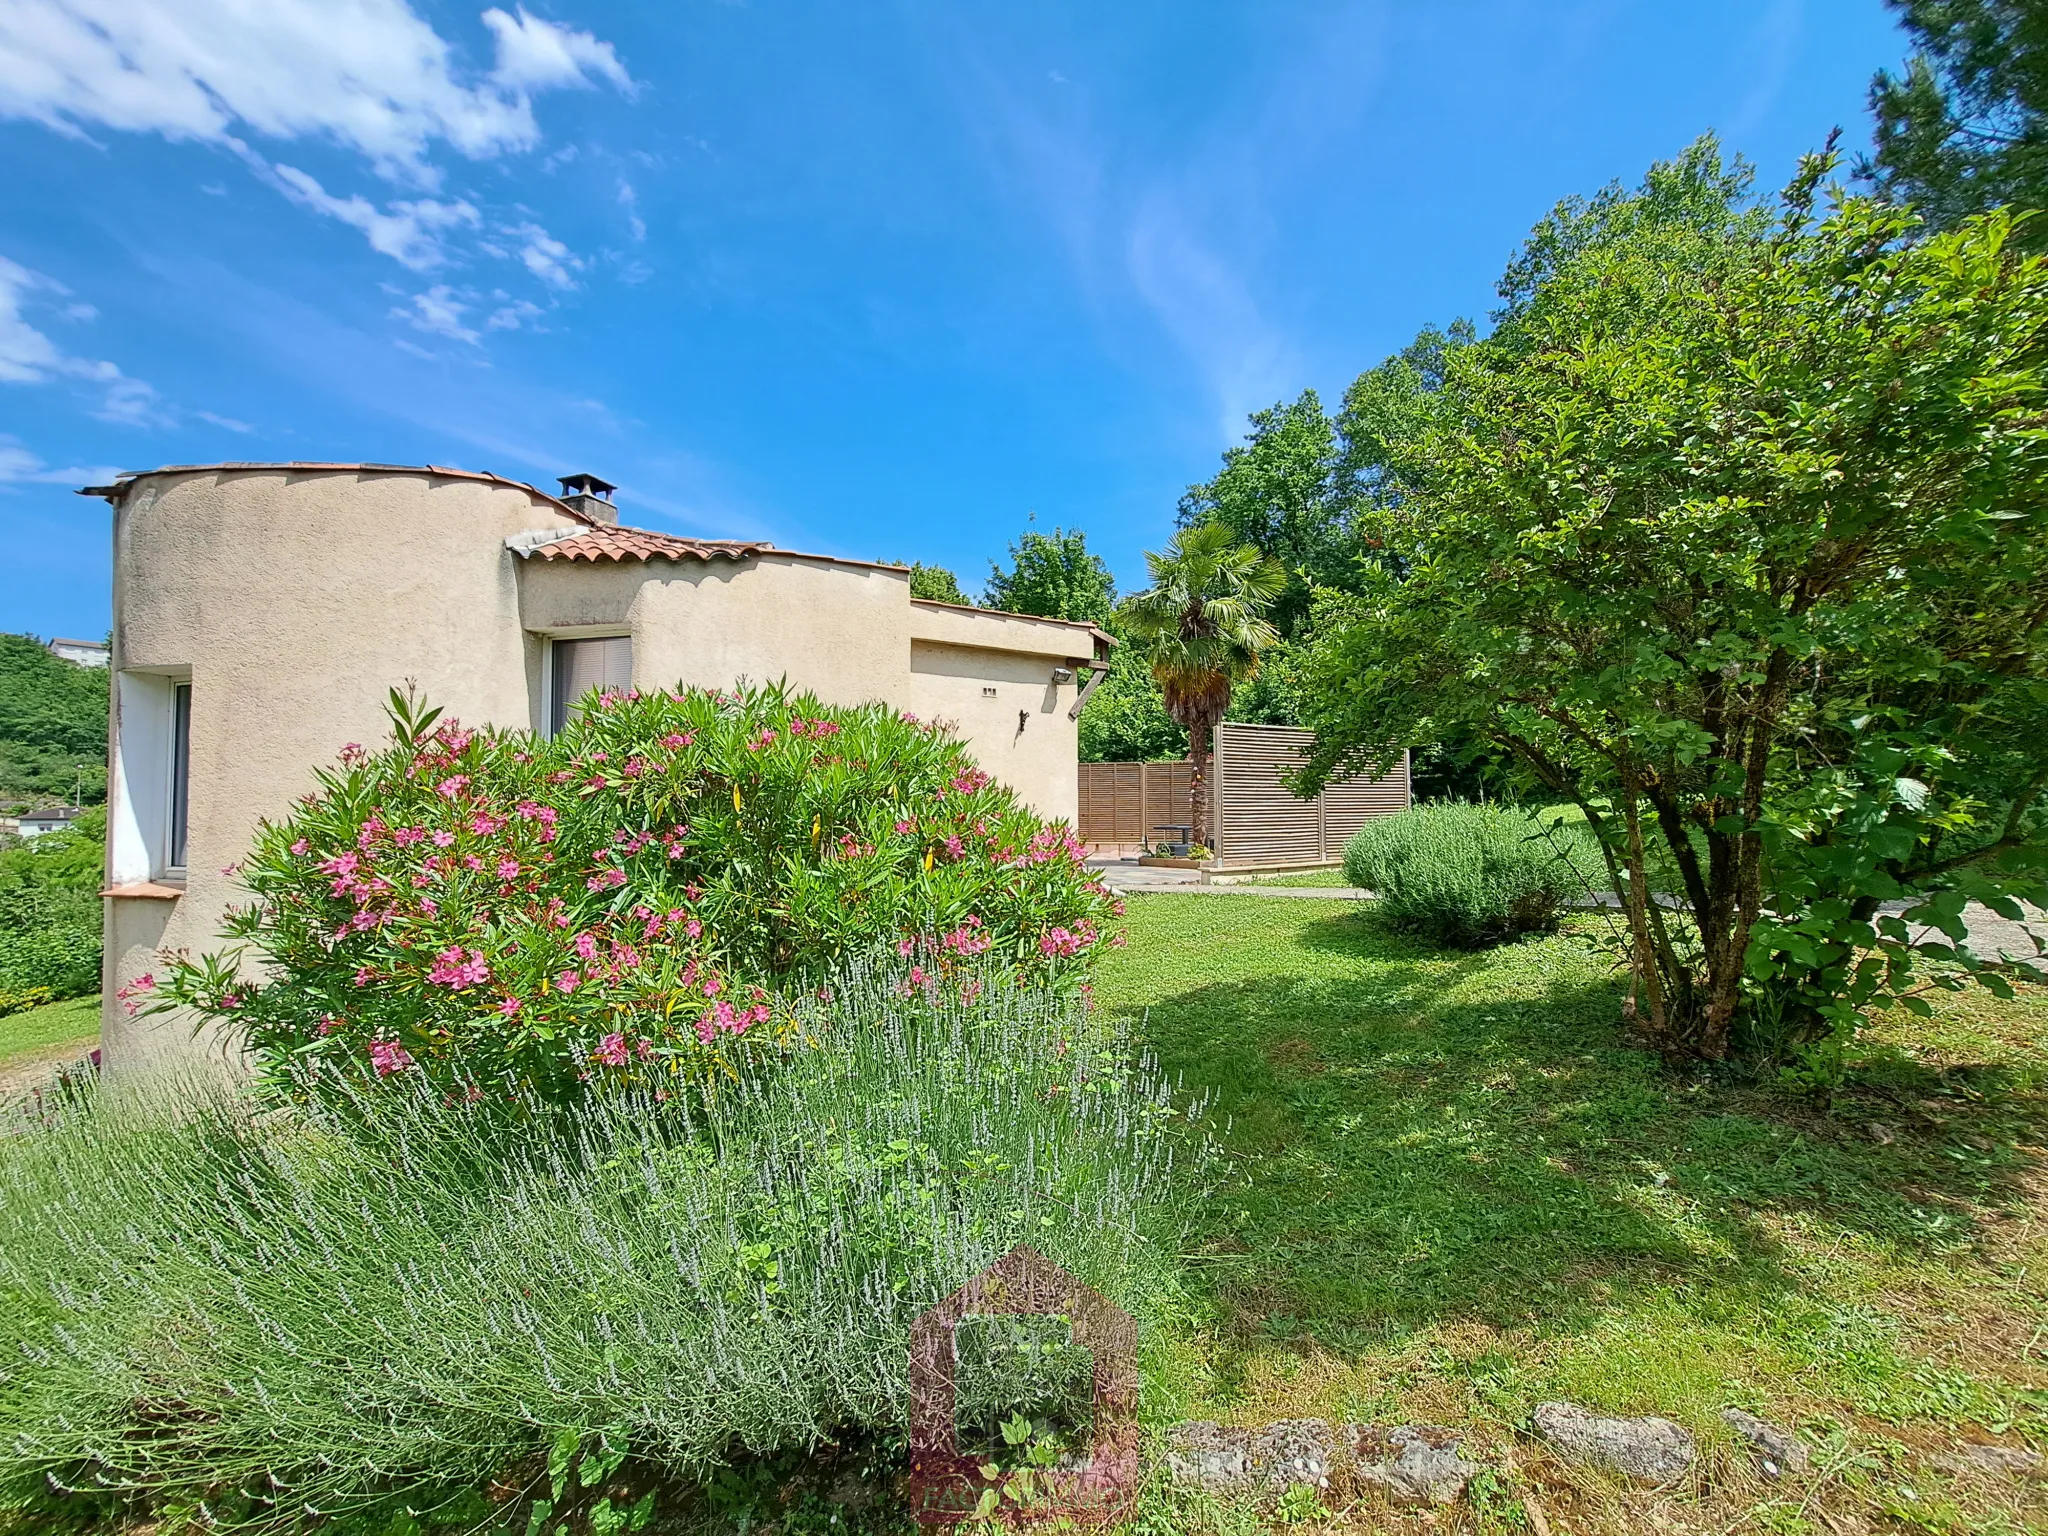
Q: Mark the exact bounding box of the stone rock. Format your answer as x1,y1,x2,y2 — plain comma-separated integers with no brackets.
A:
1248,1418,1342,1492
1934,1443,2045,1478
1163,1421,1253,1493
1721,1408,1809,1478
1347,1424,1486,1506
1532,1401,1696,1483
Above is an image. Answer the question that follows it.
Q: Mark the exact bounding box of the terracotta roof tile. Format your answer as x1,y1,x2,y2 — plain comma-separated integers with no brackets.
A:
531,526,777,563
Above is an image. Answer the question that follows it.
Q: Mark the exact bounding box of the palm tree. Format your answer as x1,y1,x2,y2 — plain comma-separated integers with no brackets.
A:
1119,522,1287,853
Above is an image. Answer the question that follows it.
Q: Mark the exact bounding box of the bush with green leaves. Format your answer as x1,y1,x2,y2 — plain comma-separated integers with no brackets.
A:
0,807,104,1006
0,968,1203,1528
143,683,1118,1099
1344,803,1572,948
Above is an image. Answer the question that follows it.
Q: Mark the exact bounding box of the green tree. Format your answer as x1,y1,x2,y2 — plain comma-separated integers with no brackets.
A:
1297,143,2048,1072
1176,391,1351,639
982,527,1116,625
1077,641,1186,763
899,562,971,605
1864,0,2048,243
0,634,108,812
1119,523,1286,846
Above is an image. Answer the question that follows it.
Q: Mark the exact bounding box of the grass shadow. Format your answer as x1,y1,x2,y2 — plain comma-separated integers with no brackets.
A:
1100,900,2048,1374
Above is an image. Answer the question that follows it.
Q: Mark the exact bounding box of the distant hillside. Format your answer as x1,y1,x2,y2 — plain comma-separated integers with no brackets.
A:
0,635,108,813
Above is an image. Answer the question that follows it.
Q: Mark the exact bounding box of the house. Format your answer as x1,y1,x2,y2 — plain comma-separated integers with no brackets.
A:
12,806,78,839
46,637,110,667
81,462,1112,1074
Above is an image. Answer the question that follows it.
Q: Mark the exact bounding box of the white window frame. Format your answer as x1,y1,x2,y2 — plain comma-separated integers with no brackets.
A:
109,666,192,885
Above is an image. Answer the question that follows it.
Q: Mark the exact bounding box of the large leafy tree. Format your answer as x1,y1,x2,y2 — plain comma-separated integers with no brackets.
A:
1077,642,1186,763
1120,523,1285,846
982,526,1116,626
901,562,971,605
1176,391,1351,640
1864,0,2048,242
1296,144,2048,1072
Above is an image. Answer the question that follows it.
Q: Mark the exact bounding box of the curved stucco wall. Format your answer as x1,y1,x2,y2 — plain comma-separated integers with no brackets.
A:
103,468,577,1072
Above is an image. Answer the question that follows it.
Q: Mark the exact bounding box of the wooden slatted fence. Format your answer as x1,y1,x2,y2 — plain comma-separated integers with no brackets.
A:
1080,724,1408,868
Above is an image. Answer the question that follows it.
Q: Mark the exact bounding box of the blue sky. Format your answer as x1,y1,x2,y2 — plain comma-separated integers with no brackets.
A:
2,0,1910,640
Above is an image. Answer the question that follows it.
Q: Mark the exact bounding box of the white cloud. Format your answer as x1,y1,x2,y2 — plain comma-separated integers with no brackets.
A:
272,163,479,268
0,0,631,182
393,284,480,343
195,409,252,432
0,436,121,486
618,178,646,242
486,297,544,331
0,253,163,422
508,220,577,288
483,6,631,96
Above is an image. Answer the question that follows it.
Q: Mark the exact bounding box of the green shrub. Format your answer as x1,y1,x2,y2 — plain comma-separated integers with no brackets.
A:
143,684,1118,1100
0,811,103,1004
1343,802,1571,948
0,968,1203,1522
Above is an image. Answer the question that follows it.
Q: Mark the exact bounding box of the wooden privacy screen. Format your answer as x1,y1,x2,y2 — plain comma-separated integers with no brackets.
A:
1080,724,1409,868
1075,760,1193,851
1214,723,1409,867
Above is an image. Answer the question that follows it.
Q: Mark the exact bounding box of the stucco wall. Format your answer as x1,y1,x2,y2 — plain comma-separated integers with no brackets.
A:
518,554,915,706
102,468,577,1072
906,641,1081,823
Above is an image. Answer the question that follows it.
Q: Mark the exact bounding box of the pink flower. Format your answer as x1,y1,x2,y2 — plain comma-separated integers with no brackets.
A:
895,819,915,835
943,834,965,860
290,838,310,856
368,1037,414,1076
354,966,374,986
586,867,628,891
636,1038,655,1060
436,775,471,800
573,931,600,961
427,945,491,989
897,937,915,957
684,917,702,939
498,995,522,1017
432,829,456,848
555,970,580,994
594,1032,630,1067
317,1014,340,1036
497,858,521,880
660,732,693,749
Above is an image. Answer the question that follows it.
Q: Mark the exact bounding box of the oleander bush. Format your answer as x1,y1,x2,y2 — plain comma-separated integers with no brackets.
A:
0,967,1201,1529
1344,801,1571,948
142,684,1119,1100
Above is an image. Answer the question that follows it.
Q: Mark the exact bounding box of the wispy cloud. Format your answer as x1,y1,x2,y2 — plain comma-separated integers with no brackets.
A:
392,284,481,343
270,164,480,269
509,221,579,288
0,253,165,424
618,179,647,242
0,436,121,486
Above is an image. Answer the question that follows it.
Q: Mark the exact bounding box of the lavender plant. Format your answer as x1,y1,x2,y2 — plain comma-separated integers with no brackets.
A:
0,965,1204,1529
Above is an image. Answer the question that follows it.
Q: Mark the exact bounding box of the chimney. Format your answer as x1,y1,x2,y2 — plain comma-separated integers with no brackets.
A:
558,472,619,525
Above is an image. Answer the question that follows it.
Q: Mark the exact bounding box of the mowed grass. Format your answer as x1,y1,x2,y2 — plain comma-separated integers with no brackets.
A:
1098,897,2048,1532
1226,867,1357,889
0,994,98,1066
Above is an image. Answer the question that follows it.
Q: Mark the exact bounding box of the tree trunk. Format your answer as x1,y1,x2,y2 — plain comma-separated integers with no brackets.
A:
1188,718,1214,854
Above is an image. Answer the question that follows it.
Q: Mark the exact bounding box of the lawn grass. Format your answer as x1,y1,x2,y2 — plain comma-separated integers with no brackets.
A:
0,994,97,1065
1226,867,1357,889
1098,897,2048,1533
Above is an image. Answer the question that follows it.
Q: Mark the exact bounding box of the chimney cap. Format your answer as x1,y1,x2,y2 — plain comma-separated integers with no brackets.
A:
559,472,616,500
